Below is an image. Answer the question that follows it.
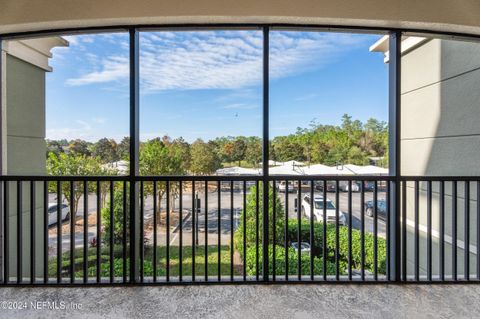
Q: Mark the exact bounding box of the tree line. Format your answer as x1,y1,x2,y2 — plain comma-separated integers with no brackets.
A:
46,113,388,177
46,114,387,221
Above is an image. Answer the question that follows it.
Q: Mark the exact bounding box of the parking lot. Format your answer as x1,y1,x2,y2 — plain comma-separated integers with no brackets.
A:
48,186,388,253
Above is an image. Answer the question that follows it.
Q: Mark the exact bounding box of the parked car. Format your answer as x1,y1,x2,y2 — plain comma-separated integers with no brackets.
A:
362,181,375,192
314,181,337,192
277,180,296,193
339,181,361,192
301,195,347,225
47,203,70,226
291,241,311,254
364,199,387,219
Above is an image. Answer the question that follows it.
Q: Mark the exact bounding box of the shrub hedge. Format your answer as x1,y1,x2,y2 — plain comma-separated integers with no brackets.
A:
235,218,387,275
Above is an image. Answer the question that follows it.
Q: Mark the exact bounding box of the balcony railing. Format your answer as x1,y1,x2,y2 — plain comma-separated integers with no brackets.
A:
0,175,478,285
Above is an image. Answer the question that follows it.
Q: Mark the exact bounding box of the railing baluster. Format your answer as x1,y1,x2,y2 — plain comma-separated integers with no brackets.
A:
57,181,62,284
477,181,480,281
17,181,22,284
255,180,259,281
453,181,458,281
386,181,391,280
191,180,197,282
96,180,101,283
285,180,289,281
3,182,8,284
297,179,301,281
335,180,340,281
402,181,407,281
43,181,48,284
414,180,419,281
217,180,220,281
192,180,196,282
153,181,157,282
109,181,114,283
440,180,445,281
348,180,352,281
322,180,327,281
272,181,277,281
374,181,378,281
30,181,35,284
230,180,234,281
361,180,365,281
204,180,208,282
427,181,432,281
166,181,170,282
242,180,247,282
83,181,88,284
122,181,127,283
70,181,75,284
309,180,314,281
140,181,144,283
179,181,183,282
465,181,470,280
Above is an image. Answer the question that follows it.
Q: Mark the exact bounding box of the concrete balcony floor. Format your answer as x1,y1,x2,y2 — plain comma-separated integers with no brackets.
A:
0,284,479,318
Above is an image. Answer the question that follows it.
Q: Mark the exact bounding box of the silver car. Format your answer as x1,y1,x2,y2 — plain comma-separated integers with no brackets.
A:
47,203,70,226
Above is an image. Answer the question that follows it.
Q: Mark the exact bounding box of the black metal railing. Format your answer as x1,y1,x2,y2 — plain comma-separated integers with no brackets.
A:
0,175,479,285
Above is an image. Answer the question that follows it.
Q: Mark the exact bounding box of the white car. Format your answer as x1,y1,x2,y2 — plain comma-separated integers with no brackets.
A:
339,181,360,192
277,181,296,193
301,195,347,225
47,203,70,226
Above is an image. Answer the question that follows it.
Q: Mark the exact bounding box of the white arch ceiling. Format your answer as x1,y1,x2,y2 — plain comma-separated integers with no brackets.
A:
1,0,480,36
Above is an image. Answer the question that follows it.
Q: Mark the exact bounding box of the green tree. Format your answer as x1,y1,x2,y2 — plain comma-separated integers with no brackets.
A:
68,139,92,156
117,137,130,160
234,183,285,254
101,184,129,243
93,138,119,163
47,152,107,224
139,137,188,220
271,136,305,162
190,139,221,175
46,139,67,157
245,137,262,168
232,138,247,166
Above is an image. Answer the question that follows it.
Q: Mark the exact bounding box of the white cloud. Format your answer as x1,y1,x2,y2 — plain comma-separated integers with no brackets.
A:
46,119,126,142
65,31,372,91
66,56,129,86
294,93,319,102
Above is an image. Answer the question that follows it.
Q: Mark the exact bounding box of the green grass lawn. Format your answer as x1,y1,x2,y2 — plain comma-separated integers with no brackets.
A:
48,244,241,279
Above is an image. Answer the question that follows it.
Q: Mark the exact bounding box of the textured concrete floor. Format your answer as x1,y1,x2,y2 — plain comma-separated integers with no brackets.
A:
0,284,479,318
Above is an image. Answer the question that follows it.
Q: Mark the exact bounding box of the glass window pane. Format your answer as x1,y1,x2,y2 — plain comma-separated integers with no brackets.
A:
269,31,388,174
1,32,130,176
139,30,263,176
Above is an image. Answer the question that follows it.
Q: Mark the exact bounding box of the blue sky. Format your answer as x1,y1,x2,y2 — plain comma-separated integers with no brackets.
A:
47,31,387,142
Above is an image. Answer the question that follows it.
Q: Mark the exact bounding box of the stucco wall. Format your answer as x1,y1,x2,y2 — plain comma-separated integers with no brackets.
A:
3,54,47,279
401,38,480,277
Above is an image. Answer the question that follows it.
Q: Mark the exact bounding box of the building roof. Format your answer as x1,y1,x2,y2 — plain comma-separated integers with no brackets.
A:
369,35,429,63
2,36,68,71
216,166,261,175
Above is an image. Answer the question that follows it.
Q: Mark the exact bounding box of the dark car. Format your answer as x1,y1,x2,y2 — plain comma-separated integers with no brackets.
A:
314,181,337,192
361,181,388,192
362,181,375,192
364,199,387,219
